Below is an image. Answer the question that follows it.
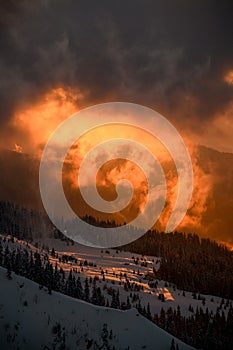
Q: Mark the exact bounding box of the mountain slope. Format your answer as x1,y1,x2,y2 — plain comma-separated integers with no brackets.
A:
0,145,232,245
0,267,195,350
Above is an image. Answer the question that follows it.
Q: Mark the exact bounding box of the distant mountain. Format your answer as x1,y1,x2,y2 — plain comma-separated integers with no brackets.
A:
0,146,232,246
193,146,233,245
0,148,42,211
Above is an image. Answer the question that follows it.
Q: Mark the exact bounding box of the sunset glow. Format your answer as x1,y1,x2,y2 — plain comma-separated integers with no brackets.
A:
0,85,230,244
224,70,233,85
62,123,178,231
11,87,82,155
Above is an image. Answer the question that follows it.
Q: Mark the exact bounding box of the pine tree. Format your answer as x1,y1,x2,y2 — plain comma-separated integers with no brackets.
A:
170,339,175,350
22,249,29,277
111,290,117,309
45,261,53,294
91,281,98,305
84,278,90,302
6,266,12,280
126,296,131,309
96,287,105,306
142,305,146,316
137,299,142,314
76,277,83,299
34,252,43,285
66,269,74,296
159,308,166,329
147,303,152,320
166,307,175,335
101,323,109,348
51,248,56,257
53,262,60,291
0,242,3,266
116,289,120,309
4,245,10,268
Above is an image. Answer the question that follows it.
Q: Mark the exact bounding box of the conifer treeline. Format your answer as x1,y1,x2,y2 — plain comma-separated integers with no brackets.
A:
0,237,105,305
0,201,72,243
1,237,233,350
0,236,134,312
154,304,233,350
1,201,233,299
122,230,233,299
0,201,53,239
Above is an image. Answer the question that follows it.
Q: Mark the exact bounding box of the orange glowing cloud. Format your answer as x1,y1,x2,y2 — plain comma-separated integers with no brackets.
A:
11,87,83,155
3,89,229,242
177,147,213,231
62,124,178,229
224,70,233,85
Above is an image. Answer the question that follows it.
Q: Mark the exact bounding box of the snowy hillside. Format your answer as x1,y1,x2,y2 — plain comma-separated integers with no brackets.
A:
1,234,231,319
0,266,195,350
1,234,232,349
20,236,232,318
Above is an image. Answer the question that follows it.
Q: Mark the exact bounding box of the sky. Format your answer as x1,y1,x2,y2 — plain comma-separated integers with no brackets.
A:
0,0,232,154
0,0,232,246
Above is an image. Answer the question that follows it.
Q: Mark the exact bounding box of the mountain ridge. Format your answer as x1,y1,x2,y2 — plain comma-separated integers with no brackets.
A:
0,145,232,245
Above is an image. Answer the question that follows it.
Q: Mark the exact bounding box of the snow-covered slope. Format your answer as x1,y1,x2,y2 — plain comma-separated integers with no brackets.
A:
0,267,195,350
1,234,231,319
36,238,233,317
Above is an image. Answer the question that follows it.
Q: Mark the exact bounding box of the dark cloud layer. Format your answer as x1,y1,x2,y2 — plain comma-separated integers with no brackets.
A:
0,0,233,129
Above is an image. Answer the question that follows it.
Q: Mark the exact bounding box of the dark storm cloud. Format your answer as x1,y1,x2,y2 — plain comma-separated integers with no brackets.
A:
0,0,232,126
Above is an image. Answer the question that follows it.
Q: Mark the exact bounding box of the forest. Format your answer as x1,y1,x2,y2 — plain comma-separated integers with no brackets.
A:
1,201,233,349
1,201,232,299
0,236,233,350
